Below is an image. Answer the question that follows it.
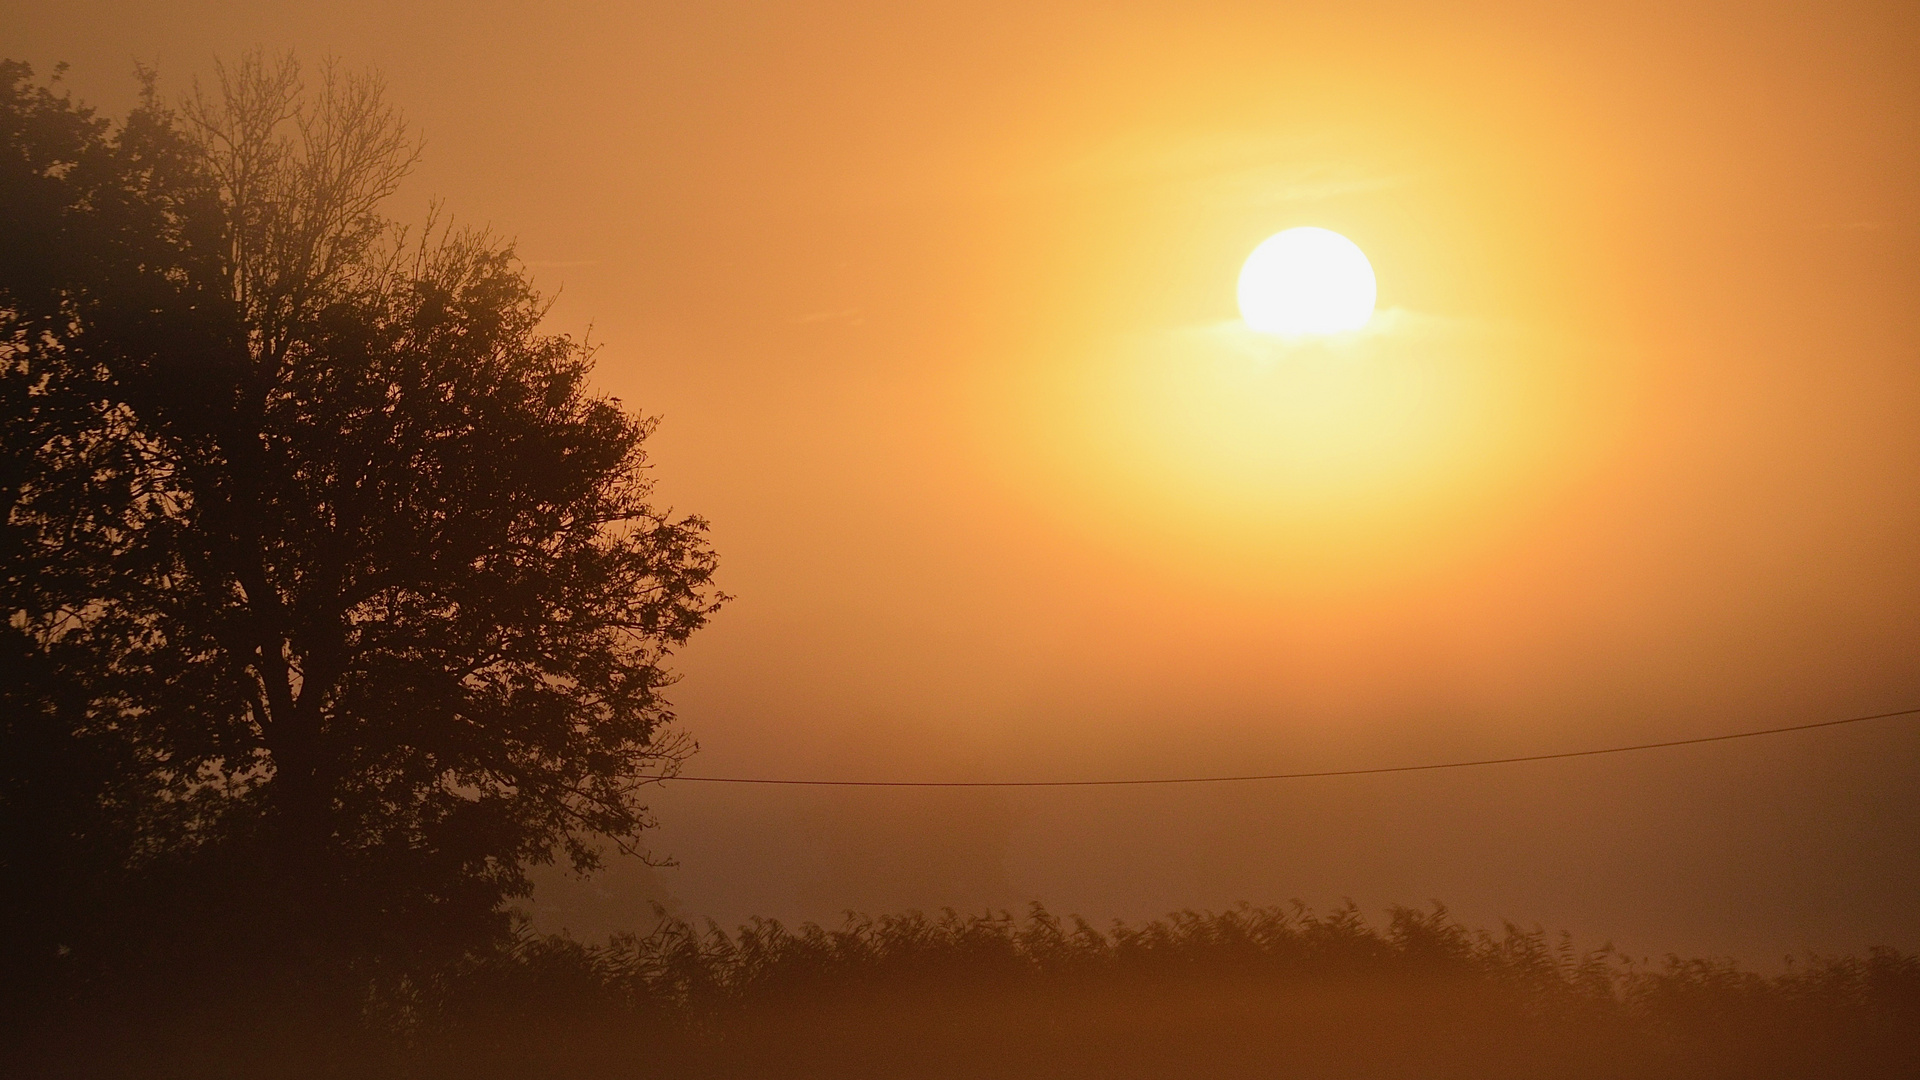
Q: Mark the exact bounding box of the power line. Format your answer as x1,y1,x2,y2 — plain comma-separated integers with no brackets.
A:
667,705,1920,788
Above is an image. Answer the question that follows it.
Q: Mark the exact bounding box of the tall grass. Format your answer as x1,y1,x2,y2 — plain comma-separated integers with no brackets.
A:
391,902,1917,1080
23,901,1917,1077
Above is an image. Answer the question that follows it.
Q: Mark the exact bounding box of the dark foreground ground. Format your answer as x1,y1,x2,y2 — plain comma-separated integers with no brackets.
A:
20,903,1920,1079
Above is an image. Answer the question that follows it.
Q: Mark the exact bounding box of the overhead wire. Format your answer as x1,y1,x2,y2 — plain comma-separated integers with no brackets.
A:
665,704,1920,787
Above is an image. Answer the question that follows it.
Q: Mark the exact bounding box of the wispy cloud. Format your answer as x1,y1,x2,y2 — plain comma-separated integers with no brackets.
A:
795,307,865,325
1818,219,1920,232
1173,307,1508,352
1026,129,1402,206
860,127,1403,211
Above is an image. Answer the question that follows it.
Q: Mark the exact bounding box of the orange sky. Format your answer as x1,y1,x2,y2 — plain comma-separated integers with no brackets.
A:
14,0,1919,959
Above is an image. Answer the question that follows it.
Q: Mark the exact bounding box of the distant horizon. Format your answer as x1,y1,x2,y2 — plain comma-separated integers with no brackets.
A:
12,0,1920,975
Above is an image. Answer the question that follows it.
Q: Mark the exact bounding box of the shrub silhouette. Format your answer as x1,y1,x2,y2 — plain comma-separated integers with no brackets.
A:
366,902,1916,1080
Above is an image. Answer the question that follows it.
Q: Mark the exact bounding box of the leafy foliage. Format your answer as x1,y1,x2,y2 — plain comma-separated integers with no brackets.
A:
0,54,722,992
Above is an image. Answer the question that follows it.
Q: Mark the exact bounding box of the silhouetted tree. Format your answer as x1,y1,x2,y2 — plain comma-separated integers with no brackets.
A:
0,55,722,991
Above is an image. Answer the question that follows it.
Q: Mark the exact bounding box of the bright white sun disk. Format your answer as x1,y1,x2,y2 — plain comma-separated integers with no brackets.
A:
1236,227,1376,335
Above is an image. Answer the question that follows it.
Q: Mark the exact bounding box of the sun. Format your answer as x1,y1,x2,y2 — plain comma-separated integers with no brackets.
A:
1236,227,1377,335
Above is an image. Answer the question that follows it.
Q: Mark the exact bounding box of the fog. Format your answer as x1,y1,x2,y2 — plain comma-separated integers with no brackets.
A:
16,0,1918,961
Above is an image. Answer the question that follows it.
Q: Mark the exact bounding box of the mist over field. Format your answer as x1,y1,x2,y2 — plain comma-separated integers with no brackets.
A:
4,0,1919,1076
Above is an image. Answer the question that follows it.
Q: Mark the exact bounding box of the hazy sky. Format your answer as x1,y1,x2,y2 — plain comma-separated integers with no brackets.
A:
11,0,1918,960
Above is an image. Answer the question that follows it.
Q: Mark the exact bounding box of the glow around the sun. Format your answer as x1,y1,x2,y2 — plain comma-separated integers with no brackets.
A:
1236,227,1377,335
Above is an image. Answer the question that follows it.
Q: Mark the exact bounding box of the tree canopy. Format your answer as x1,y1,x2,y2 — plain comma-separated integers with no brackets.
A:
0,55,723,985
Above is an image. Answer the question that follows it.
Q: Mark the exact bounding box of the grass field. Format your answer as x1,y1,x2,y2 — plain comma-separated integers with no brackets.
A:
39,901,1910,1079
